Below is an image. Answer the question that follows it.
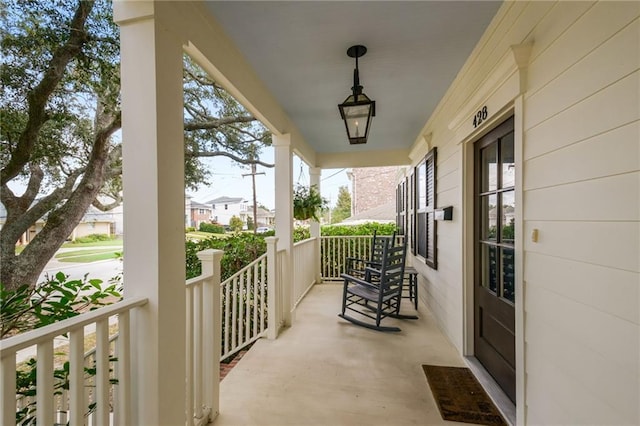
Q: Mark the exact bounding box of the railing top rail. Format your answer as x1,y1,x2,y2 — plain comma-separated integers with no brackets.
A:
320,235,374,239
320,235,403,239
0,296,148,354
220,252,267,285
185,271,214,288
293,237,317,247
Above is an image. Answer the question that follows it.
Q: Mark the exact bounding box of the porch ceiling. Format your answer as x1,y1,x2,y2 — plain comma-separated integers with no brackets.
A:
205,1,501,161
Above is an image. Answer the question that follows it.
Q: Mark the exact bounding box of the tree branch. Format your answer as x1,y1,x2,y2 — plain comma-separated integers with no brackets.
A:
92,195,121,212
1,0,95,183
190,150,274,168
184,115,256,131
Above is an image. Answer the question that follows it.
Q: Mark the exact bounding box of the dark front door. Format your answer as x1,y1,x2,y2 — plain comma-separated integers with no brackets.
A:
474,116,516,403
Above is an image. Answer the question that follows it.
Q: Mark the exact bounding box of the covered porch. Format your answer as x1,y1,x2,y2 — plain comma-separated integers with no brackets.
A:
216,283,469,426
2,1,637,425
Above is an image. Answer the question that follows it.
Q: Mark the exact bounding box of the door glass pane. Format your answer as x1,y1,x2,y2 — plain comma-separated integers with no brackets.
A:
501,190,515,244
481,244,498,293
481,194,498,241
501,132,515,188
481,143,497,192
501,247,515,302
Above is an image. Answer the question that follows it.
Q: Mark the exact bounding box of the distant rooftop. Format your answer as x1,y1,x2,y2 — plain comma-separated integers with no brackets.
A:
206,196,246,204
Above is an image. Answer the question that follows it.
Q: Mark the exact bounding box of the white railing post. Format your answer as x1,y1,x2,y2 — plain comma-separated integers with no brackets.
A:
197,249,223,422
266,237,280,339
1,353,17,426
309,167,322,285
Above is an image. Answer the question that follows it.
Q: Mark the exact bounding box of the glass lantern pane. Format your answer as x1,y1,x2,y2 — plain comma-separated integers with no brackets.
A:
346,117,367,139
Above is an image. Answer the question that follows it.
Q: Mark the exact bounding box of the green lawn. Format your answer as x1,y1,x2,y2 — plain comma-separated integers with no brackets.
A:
61,239,123,248
186,231,226,240
55,250,121,263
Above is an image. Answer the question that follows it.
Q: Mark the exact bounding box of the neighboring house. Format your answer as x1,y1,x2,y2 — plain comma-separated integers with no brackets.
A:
185,194,192,228
206,196,249,226
0,202,116,244
240,206,275,228
189,201,213,229
348,166,403,216
69,205,117,241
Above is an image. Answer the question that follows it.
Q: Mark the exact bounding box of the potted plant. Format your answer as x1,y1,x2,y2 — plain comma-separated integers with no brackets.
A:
293,184,327,221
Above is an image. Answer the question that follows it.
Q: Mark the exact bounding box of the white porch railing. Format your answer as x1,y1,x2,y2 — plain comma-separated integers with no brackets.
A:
3,235,328,426
292,237,318,308
219,252,268,360
321,235,405,281
0,297,147,426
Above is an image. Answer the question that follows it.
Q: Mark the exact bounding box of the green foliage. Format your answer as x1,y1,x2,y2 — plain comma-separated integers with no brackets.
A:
1,273,122,424
321,222,397,236
0,1,274,289
293,185,327,221
229,215,244,232
246,216,254,230
186,227,197,232
293,227,311,242
71,233,113,244
182,56,272,190
199,222,225,234
15,355,117,425
331,186,352,224
1,273,121,339
186,233,268,280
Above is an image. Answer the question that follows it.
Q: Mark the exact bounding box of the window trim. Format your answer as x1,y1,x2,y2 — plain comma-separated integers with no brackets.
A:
413,147,437,269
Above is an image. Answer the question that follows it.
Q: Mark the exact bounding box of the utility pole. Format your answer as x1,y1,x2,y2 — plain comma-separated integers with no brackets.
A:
242,162,265,233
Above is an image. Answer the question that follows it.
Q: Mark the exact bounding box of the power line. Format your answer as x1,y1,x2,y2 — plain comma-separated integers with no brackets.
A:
321,168,346,181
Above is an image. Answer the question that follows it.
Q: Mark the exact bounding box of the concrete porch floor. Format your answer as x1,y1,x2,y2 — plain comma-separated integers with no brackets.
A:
215,283,470,426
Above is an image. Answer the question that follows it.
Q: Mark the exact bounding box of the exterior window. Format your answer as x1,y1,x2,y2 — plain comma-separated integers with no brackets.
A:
413,147,437,269
224,204,228,210
199,209,205,214
212,205,216,210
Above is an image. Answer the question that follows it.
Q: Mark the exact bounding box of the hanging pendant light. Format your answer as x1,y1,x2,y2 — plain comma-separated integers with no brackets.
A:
338,45,376,145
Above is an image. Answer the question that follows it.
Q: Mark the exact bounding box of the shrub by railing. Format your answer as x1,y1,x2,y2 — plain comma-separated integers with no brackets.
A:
186,233,267,280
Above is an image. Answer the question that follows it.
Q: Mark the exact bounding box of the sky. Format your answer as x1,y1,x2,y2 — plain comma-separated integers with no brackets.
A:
5,146,351,212
189,147,351,210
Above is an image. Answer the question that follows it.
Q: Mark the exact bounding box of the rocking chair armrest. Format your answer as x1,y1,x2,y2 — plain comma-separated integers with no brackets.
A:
340,273,379,290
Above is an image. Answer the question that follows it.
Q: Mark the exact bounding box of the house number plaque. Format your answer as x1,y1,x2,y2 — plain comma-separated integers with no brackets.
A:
472,106,488,128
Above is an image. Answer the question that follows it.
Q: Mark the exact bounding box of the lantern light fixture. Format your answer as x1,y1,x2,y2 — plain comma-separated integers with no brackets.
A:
338,45,376,145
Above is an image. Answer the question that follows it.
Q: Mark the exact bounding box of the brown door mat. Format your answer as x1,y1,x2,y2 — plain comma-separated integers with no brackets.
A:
422,365,507,426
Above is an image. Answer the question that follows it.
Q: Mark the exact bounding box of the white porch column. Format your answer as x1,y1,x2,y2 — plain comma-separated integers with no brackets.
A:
273,134,294,326
115,2,186,425
309,167,322,284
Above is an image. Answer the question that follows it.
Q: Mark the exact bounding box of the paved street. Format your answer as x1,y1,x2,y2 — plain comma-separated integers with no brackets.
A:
38,247,123,285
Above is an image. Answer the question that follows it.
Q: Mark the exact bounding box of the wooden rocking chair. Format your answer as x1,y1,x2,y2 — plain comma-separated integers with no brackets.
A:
338,237,416,332
345,231,396,280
